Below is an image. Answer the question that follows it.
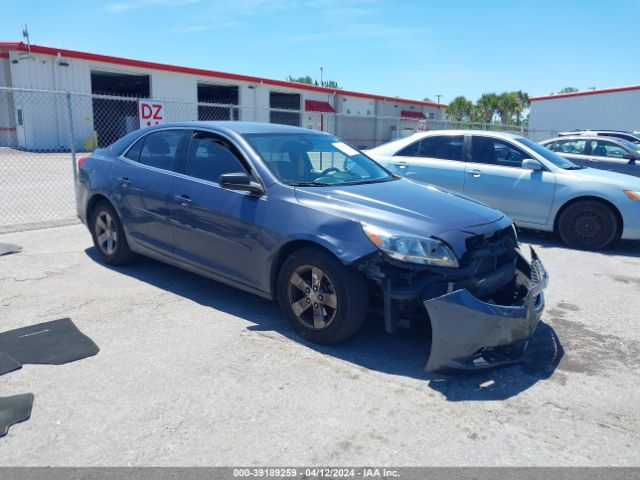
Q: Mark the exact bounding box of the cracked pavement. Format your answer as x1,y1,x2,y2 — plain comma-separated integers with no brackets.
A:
0,224,639,466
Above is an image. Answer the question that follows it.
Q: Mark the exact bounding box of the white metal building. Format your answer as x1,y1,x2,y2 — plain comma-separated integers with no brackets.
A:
529,85,640,138
0,42,445,150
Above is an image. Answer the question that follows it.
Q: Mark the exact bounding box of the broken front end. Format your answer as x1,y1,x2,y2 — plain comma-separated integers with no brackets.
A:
357,225,549,373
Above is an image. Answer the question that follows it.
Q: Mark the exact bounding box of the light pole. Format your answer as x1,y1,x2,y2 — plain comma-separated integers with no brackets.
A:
320,67,324,86
435,94,443,104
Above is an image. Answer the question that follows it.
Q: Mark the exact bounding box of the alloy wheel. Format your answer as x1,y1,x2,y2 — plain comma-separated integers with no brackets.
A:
95,211,118,256
287,265,338,330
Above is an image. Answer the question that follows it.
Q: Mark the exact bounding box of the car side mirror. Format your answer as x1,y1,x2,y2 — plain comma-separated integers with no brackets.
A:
522,158,543,171
219,172,264,195
622,153,638,163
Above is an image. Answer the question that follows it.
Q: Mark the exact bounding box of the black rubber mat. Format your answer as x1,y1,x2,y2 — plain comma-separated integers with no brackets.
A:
0,243,22,256
0,351,22,376
0,393,33,437
0,318,99,365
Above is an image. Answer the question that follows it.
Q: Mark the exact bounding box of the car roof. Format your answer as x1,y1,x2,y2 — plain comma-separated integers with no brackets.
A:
542,135,625,143
412,129,523,140
558,130,640,138
109,121,331,155
144,121,327,136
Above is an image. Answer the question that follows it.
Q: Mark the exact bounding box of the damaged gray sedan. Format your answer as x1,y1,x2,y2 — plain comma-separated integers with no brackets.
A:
76,122,548,373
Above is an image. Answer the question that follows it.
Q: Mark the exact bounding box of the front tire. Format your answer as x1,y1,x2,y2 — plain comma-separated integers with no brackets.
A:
557,200,619,250
90,201,135,265
277,247,369,344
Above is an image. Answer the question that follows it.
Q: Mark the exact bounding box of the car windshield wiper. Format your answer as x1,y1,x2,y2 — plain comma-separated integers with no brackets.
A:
288,181,332,186
338,177,397,186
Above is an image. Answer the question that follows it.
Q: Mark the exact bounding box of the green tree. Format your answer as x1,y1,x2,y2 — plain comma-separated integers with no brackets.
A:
559,87,579,93
475,93,499,123
423,97,433,102
447,96,474,122
287,75,316,85
496,92,523,125
287,75,342,89
322,80,341,89
513,90,530,125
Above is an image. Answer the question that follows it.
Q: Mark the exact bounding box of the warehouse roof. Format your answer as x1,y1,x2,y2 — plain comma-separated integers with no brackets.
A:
530,85,640,102
0,41,446,109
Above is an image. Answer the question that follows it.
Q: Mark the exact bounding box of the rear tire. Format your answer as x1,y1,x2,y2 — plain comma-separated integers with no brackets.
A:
557,200,618,250
277,247,369,344
90,201,135,265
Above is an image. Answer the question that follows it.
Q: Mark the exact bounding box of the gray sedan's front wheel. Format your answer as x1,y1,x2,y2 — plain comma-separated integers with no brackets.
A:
277,247,369,344
90,201,135,265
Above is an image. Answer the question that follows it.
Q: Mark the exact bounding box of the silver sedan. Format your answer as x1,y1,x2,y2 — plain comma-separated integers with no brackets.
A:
540,135,640,178
366,130,640,250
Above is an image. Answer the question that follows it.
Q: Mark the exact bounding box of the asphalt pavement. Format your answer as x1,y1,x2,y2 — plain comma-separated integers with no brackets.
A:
0,225,639,466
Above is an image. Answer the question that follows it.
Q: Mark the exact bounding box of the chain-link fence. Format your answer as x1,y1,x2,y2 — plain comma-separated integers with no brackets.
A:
0,86,560,232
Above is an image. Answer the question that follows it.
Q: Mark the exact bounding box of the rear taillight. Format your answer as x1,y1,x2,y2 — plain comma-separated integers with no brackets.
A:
77,156,89,170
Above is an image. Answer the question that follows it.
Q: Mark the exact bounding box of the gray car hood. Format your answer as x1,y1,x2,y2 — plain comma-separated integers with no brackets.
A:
294,178,510,257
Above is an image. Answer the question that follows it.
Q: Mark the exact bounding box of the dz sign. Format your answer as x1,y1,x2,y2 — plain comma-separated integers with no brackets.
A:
138,100,165,128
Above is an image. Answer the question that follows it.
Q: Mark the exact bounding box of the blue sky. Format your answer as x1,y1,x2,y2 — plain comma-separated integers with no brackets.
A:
2,0,638,103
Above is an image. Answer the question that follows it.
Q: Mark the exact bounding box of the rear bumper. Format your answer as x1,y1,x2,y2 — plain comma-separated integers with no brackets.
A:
424,248,548,373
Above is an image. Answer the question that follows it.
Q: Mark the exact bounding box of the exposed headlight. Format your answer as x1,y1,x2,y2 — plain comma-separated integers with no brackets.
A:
361,223,459,268
624,191,640,201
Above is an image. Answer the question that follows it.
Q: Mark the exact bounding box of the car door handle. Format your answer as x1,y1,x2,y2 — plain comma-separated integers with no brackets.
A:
118,176,130,187
175,194,192,207
468,169,483,177
394,160,408,169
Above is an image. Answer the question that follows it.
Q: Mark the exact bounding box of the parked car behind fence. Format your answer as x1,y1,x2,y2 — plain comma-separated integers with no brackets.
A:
540,135,640,178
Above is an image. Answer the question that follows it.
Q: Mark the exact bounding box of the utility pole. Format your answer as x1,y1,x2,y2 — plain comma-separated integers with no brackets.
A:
435,94,443,104
22,24,32,56
320,67,324,87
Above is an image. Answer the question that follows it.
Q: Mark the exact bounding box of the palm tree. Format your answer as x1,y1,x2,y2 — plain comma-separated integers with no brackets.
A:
514,90,529,125
496,92,522,125
475,93,499,123
447,96,474,122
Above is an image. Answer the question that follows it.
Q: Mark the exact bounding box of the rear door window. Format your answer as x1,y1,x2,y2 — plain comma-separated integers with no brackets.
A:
397,135,464,161
137,130,186,171
124,137,144,162
396,140,420,156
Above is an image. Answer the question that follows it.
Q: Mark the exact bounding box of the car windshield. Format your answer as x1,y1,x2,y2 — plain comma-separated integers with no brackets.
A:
616,138,640,151
516,137,582,169
243,133,396,186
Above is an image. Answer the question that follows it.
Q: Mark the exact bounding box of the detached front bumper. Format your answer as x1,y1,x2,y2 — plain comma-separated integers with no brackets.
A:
424,247,548,373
